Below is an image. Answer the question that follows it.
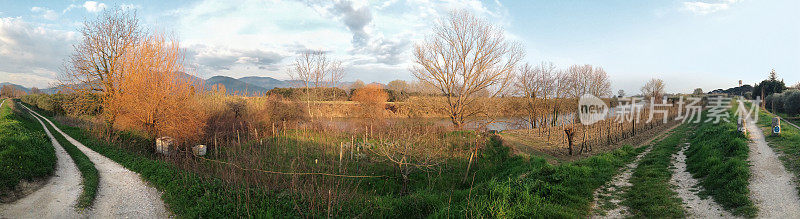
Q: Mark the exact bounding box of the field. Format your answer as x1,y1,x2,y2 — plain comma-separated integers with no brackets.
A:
2,3,797,217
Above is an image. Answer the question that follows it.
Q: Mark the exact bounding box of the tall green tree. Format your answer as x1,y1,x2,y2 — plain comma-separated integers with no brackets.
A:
753,68,786,100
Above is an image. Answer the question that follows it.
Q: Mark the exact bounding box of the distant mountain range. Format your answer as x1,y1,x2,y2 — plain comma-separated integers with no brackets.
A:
4,76,308,96
0,82,63,94
2,75,388,96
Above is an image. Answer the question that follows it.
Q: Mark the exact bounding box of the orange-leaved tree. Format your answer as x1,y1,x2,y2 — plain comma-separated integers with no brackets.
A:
111,33,206,142
351,84,388,119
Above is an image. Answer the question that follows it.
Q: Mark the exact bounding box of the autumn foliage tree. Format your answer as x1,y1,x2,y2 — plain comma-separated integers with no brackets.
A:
412,10,523,128
351,84,388,120
111,33,205,142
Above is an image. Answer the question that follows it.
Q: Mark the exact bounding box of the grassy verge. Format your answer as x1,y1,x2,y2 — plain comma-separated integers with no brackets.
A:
0,99,56,196
34,111,99,209
753,104,800,196
684,106,756,217
622,124,687,218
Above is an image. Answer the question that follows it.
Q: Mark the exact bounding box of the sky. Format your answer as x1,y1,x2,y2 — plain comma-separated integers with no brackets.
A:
0,0,797,95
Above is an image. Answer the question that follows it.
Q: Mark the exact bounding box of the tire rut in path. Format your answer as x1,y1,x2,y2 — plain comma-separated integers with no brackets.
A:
669,142,733,218
591,123,679,218
0,105,84,218
745,117,800,218
590,145,652,218
27,108,170,218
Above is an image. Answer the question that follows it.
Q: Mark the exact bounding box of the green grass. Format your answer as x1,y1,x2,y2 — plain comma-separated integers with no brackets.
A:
622,124,687,218
753,103,800,197
34,111,99,209
461,143,646,218
685,106,756,217
0,99,56,193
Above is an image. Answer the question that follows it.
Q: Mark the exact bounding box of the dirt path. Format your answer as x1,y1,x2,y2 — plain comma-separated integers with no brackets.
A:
590,123,680,218
27,108,171,218
670,142,733,218
0,106,84,218
590,145,652,218
745,117,800,218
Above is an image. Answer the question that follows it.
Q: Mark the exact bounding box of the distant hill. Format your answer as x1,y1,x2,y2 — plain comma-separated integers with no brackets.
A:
0,82,31,93
205,76,270,95
238,76,291,89
709,85,753,96
3,74,365,97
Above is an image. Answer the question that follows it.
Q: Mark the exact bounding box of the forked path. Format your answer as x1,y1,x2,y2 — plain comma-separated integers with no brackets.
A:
745,117,800,218
670,142,732,218
0,106,84,218
27,107,170,218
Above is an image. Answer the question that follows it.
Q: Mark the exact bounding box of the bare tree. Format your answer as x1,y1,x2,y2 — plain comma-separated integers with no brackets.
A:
288,50,345,119
564,64,612,98
515,62,556,128
386,80,408,93
412,10,523,128
60,8,143,135
641,78,666,100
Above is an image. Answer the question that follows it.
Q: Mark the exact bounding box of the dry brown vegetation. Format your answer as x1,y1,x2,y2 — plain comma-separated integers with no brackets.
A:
351,84,388,120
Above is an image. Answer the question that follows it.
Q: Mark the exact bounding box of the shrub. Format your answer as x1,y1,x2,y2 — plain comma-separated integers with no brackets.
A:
351,85,388,119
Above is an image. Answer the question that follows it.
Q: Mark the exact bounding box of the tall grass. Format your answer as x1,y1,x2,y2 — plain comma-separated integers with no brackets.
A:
685,107,756,217
623,124,687,218
0,100,55,195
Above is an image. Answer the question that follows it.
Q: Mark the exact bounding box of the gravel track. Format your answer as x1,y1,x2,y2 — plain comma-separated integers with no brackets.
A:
670,142,733,218
590,123,679,218
745,117,800,218
27,107,170,218
590,145,652,218
0,104,84,218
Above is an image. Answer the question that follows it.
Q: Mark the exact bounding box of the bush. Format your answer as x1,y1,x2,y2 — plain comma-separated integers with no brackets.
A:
267,87,348,101
766,90,800,115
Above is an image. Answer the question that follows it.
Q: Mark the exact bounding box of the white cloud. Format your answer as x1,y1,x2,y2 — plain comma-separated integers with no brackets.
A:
31,7,59,20
0,17,76,87
63,4,80,13
169,0,509,82
121,4,142,11
83,1,107,13
682,0,741,15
